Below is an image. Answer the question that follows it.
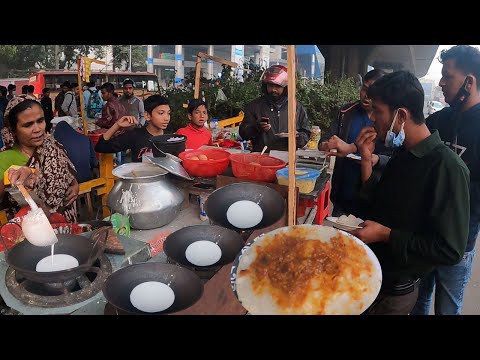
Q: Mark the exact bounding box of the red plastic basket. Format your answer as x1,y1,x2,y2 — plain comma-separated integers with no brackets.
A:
229,153,287,183
179,149,231,178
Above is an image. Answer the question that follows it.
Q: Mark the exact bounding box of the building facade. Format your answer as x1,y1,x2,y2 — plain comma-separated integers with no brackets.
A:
146,45,325,87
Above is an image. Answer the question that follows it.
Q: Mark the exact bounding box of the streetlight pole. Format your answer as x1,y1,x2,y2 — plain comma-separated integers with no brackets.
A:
55,45,59,70
129,45,132,72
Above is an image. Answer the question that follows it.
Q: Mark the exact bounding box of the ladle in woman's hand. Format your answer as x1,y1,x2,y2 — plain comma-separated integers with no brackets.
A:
17,184,39,210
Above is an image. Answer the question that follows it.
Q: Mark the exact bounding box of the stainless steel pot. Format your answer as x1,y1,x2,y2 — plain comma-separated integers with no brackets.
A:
107,163,184,229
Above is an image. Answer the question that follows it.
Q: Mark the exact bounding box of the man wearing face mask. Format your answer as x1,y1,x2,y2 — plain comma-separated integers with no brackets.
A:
239,65,311,152
351,71,470,315
411,45,480,315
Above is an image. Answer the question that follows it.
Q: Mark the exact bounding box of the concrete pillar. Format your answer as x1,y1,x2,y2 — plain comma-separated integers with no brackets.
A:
207,45,214,80
147,45,154,73
270,45,283,64
311,53,316,78
259,45,270,69
231,45,244,82
175,45,184,85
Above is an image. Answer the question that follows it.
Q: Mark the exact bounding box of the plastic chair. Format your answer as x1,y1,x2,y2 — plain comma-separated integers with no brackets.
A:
315,180,331,225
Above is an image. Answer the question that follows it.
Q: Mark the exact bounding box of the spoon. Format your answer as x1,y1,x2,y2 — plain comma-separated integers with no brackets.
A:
260,146,268,156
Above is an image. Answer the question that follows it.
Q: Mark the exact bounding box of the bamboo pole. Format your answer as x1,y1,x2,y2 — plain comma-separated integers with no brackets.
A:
193,52,238,100
287,45,297,226
194,55,202,99
77,56,88,135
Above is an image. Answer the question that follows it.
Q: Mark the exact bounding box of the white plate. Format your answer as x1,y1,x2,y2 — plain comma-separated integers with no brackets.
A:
325,216,363,230
346,153,361,161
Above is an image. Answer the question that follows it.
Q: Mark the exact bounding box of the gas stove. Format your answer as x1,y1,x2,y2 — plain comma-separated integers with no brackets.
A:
6,255,112,308
0,234,149,315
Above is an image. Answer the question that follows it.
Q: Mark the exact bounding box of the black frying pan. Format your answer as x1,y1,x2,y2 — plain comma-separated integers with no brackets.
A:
5,227,109,284
102,262,203,315
205,182,285,231
163,225,245,269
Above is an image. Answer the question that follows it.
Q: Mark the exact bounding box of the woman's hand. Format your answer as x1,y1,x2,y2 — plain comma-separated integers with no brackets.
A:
7,166,39,190
65,179,79,206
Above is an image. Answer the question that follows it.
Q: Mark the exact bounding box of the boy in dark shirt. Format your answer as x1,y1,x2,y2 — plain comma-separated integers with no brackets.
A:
95,95,170,162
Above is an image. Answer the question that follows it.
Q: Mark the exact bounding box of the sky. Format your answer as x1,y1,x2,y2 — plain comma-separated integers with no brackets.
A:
423,45,480,82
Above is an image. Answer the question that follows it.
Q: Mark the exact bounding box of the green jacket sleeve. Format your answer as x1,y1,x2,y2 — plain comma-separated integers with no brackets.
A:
389,161,470,266
358,173,378,206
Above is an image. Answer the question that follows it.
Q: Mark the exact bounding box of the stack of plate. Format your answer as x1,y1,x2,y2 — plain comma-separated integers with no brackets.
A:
325,216,363,232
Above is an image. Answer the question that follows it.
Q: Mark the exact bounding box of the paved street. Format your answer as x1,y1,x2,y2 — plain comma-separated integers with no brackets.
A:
457,237,479,315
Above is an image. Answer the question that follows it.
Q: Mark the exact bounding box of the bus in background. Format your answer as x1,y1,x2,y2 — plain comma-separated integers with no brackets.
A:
0,78,29,94
27,70,160,100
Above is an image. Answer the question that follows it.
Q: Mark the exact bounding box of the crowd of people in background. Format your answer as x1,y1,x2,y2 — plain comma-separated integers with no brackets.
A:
0,45,478,316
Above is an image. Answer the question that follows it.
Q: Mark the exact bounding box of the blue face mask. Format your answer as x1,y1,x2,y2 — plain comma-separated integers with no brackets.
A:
385,109,405,148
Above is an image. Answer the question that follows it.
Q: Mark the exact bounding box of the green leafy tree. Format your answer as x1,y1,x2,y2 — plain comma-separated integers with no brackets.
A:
159,65,358,135
112,45,146,71
0,45,49,77
61,45,106,69
296,73,359,131
0,45,107,76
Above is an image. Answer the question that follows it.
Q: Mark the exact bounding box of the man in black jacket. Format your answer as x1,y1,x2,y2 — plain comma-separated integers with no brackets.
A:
320,69,389,218
411,45,480,315
239,65,311,152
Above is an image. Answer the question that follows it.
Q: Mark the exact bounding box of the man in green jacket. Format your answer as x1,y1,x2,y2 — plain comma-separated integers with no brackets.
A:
352,71,470,315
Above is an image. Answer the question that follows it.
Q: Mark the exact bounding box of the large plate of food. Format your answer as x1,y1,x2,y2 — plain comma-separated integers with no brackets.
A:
230,225,382,315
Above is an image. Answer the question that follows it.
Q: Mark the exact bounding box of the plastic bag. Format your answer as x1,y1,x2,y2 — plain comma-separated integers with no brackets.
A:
110,213,131,237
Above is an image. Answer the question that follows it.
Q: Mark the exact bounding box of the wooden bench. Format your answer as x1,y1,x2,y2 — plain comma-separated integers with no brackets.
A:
77,153,115,220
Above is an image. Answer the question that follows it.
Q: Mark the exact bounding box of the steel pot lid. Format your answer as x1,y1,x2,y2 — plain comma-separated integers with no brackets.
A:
143,154,192,181
112,162,168,180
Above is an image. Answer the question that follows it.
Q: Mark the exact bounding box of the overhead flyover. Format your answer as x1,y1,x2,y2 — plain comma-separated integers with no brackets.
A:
317,45,440,80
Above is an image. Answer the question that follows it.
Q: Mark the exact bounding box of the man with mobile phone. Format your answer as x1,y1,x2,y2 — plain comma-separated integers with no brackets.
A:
239,65,311,152
411,45,480,315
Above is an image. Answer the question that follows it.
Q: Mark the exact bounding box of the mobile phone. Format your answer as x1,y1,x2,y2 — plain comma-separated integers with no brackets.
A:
260,117,270,124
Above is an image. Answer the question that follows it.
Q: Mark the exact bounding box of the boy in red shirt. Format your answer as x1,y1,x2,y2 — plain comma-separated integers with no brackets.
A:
177,99,212,149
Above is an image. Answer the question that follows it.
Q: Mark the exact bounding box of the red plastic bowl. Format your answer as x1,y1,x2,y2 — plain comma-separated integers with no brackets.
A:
229,153,287,183
179,149,231,178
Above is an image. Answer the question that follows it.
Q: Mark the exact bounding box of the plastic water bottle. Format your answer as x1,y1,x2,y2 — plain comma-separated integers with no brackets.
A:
198,193,209,221
209,118,219,129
